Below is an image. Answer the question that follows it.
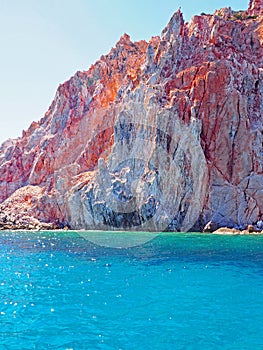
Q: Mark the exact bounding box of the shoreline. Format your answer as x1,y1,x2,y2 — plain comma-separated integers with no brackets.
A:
1,215,262,235
0,227,262,235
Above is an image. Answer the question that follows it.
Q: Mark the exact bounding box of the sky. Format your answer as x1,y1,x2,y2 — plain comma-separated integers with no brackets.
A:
0,0,248,146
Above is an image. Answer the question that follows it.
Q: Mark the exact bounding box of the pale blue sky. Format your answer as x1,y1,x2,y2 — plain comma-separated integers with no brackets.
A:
0,0,248,145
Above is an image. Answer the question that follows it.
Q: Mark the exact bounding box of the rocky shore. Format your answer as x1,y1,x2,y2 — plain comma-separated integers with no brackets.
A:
212,227,263,235
204,223,263,235
0,213,262,235
202,220,263,234
0,213,61,231
0,199,68,231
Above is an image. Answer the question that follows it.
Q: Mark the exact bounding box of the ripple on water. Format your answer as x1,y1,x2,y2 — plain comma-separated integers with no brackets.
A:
0,231,263,349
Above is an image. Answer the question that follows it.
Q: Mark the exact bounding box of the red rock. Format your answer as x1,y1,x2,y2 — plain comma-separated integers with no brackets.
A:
248,0,263,15
0,2,262,231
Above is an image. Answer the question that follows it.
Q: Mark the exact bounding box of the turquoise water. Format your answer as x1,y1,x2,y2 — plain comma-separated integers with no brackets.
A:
0,231,263,350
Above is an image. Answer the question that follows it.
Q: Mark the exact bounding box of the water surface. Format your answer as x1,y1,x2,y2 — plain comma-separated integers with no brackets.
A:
0,231,263,349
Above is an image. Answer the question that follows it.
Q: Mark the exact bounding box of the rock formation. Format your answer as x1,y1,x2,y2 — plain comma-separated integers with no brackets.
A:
248,0,263,15
0,1,262,231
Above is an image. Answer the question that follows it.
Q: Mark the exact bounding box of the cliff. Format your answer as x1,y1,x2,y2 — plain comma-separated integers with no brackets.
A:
0,1,262,231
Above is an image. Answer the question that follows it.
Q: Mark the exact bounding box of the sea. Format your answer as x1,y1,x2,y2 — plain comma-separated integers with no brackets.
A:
0,230,263,350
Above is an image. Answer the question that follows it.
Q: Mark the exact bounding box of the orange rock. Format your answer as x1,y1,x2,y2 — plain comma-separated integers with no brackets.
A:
0,2,262,230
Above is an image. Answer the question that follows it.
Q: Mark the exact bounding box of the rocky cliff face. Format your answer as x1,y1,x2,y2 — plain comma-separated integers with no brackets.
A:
0,1,262,231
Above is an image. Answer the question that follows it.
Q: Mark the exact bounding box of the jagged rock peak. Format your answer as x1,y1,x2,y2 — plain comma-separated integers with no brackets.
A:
248,0,263,14
116,33,131,46
161,8,184,41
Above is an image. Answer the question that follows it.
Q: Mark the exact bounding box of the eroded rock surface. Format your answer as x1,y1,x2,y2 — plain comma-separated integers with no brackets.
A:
0,1,262,231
